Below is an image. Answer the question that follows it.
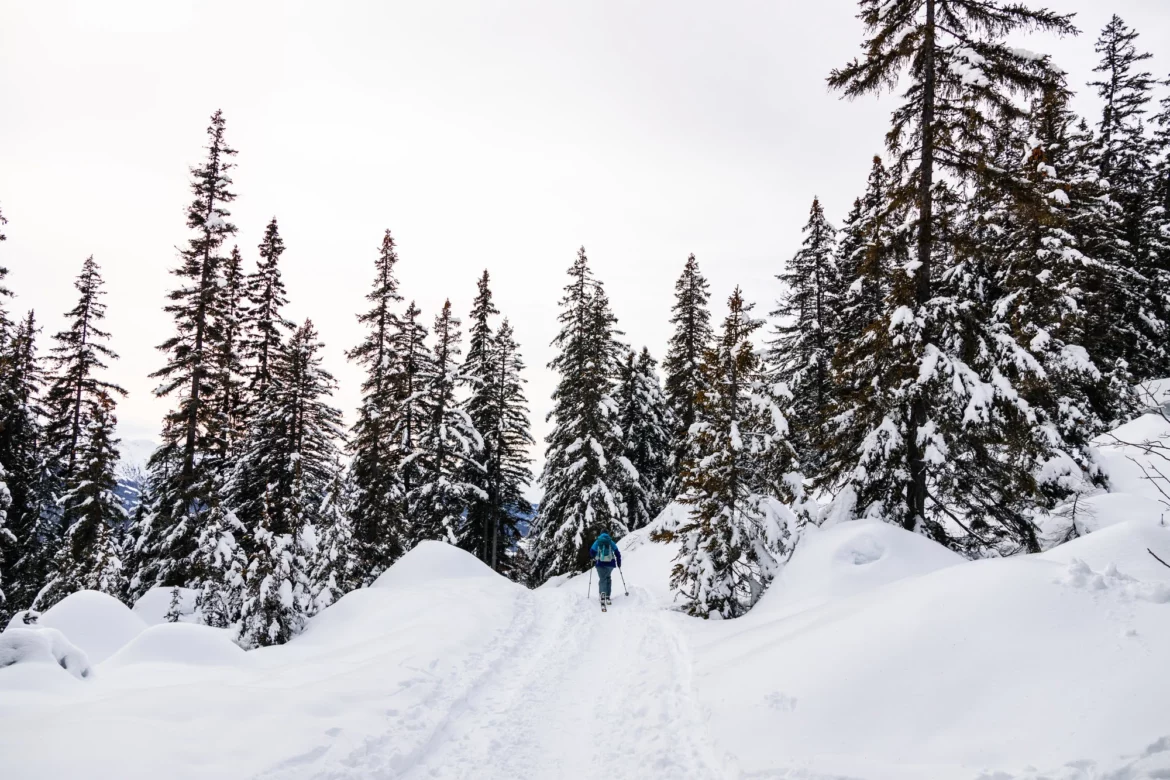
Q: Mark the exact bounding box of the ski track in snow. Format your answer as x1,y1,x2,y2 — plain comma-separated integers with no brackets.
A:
262,585,732,780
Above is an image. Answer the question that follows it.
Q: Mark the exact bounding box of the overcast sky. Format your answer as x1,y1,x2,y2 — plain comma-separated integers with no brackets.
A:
2,0,1168,496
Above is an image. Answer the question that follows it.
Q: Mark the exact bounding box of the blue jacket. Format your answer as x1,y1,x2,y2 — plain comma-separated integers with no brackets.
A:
590,534,621,569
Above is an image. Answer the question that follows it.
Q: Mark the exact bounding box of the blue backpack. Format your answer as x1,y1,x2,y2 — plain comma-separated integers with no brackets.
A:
595,537,615,563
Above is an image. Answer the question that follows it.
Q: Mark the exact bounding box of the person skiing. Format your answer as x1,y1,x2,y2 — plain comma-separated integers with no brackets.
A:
590,532,622,606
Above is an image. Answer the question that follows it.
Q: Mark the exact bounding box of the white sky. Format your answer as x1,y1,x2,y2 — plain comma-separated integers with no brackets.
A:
2,0,1168,498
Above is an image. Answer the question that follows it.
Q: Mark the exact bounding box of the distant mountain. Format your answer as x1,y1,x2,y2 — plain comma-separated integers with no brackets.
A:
115,439,157,517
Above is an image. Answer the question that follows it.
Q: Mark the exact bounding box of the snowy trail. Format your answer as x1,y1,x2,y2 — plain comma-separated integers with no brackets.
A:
301,583,732,780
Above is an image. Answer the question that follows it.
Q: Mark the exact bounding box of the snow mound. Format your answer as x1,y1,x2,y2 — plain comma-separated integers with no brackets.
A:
132,586,199,625
38,591,146,664
1059,492,1169,535
0,627,92,679
372,540,498,590
104,623,246,668
754,519,963,618
697,549,1170,776
1041,517,1170,583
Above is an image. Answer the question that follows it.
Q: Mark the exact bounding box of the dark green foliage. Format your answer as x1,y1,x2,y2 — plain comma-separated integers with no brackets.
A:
346,230,406,583
662,254,713,501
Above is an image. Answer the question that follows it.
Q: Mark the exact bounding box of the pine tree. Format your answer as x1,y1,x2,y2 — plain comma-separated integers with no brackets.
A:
1151,78,1170,374
131,110,237,596
0,204,10,619
347,230,406,583
391,301,435,534
408,300,484,547
769,197,840,468
36,258,127,607
37,394,126,608
827,0,1075,537
461,270,501,564
481,319,534,576
617,348,672,528
662,254,713,501
245,218,293,394
529,248,632,583
43,258,127,482
1089,16,1164,380
235,320,344,647
310,466,358,614
659,288,802,618
210,245,249,462
190,486,246,629
0,313,56,616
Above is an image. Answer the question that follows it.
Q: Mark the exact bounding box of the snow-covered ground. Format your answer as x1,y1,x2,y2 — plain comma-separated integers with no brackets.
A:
3,416,1170,779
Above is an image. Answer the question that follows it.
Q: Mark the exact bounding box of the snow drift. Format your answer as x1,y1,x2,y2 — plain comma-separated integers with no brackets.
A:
104,623,246,668
38,590,147,664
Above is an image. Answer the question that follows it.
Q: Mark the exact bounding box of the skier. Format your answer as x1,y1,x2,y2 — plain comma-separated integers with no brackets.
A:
590,532,622,607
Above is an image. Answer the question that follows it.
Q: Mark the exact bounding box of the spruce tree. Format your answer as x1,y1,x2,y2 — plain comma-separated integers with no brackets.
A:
310,466,358,613
461,270,501,563
529,248,632,583
391,301,435,528
986,84,1111,535
481,319,534,575
617,348,672,528
0,313,56,616
662,255,713,501
407,300,484,547
828,0,1075,536
1088,16,1164,379
211,245,249,462
0,205,10,618
659,288,802,618
37,394,126,608
1151,79,1170,373
235,320,344,647
245,218,293,394
131,109,237,596
769,197,840,468
37,258,128,607
347,230,405,583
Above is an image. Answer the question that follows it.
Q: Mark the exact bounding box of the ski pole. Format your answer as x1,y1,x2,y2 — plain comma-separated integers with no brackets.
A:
618,565,628,596
587,567,592,598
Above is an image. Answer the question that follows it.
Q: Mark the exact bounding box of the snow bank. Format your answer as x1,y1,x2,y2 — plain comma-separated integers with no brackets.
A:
132,586,199,625
692,519,1170,778
371,540,502,590
38,590,146,664
104,623,246,668
0,627,92,680
754,519,963,618
1040,517,1170,582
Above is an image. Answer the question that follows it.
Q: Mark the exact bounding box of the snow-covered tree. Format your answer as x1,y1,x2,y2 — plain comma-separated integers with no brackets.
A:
234,320,345,647
827,0,1075,540
130,109,238,596
190,487,247,629
660,288,802,618
310,467,358,614
346,230,406,583
37,393,126,608
391,300,435,523
662,254,713,501
0,312,56,618
480,319,534,575
617,347,672,528
407,300,484,547
210,245,249,462
529,248,632,583
461,270,502,564
1088,16,1164,380
769,197,840,468
245,217,293,394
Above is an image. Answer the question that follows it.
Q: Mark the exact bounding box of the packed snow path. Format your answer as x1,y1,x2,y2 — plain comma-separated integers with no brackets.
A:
292,585,730,780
